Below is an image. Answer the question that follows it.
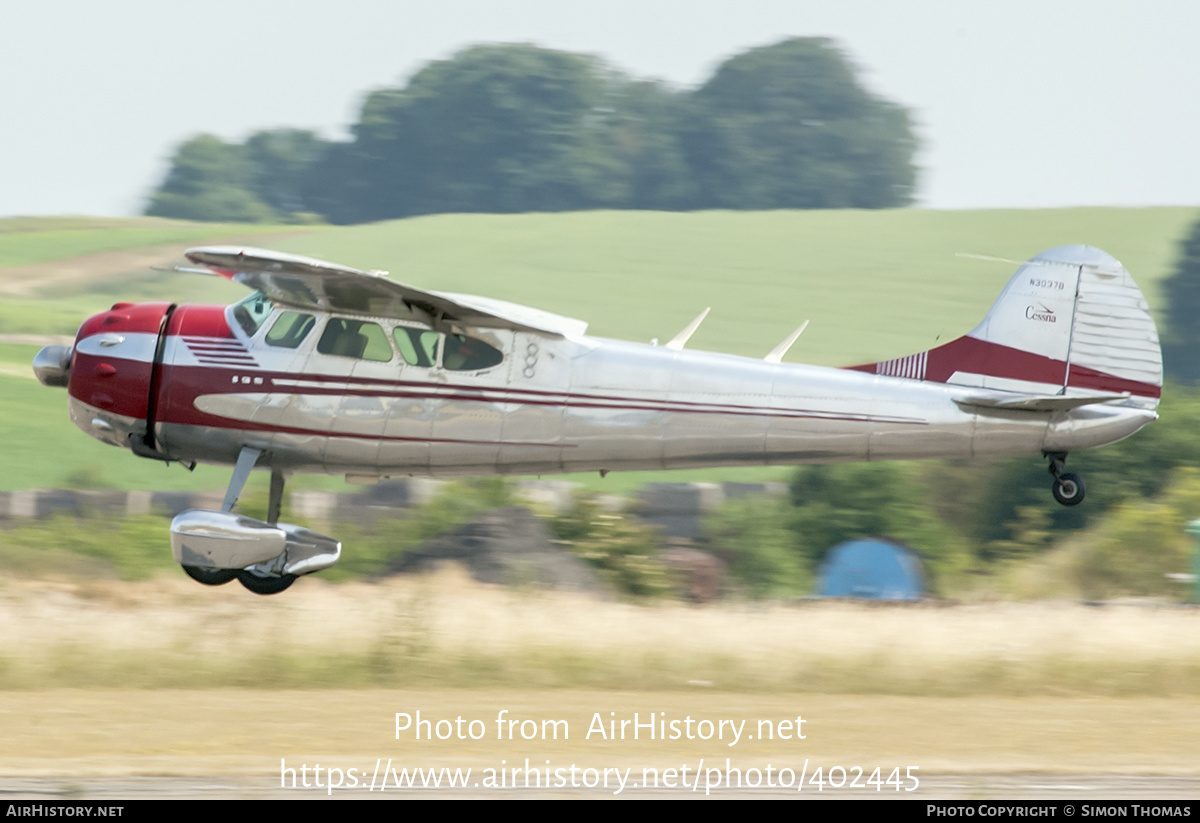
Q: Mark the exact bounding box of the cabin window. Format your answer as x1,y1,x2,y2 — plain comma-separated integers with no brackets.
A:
393,326,440,368
443,334,503,371
232,292,274,337
317,318,392,362
265,311,315,349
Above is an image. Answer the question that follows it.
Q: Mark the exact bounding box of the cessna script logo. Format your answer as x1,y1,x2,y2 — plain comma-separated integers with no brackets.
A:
1025,304,1057,323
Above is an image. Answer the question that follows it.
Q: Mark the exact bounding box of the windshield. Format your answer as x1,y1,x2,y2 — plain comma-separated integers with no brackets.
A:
231,292,274,337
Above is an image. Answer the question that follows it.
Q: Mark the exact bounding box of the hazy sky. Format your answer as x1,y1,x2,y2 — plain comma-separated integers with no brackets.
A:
3,0,1199,217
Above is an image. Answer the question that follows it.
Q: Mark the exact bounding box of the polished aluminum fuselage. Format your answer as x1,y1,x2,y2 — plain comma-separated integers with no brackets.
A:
67,307,1155,479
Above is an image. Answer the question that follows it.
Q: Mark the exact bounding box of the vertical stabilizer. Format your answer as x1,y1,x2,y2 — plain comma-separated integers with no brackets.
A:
849,246,1162,409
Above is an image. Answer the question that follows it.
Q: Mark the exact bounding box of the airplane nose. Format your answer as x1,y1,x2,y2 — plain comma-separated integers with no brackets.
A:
33,344,72,388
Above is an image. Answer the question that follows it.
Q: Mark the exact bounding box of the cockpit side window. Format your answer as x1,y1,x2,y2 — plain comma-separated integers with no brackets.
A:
232,292,274,337
265,311,315,349
443,334,504,371
317,318,392,362
393,326,440,368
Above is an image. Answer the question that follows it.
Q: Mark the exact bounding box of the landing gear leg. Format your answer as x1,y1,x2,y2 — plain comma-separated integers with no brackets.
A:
268,468,284,525
222,446,262,512
237,466,297,595
180,446,263,587
1045,451,1085,507
178,447,298,594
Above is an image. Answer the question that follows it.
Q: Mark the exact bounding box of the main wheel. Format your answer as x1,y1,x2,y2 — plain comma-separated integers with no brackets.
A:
1052,472,1086,507
236,570,297,595
183,566,237,586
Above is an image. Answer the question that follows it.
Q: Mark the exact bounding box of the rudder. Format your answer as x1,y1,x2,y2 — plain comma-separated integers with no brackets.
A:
851,246,1162,409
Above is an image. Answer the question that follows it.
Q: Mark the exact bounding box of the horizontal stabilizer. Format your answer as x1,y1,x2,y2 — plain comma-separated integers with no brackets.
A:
955,391,1130,412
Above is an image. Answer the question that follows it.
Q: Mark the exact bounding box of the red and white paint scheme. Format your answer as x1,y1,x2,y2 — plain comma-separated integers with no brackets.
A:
33,245,1161,594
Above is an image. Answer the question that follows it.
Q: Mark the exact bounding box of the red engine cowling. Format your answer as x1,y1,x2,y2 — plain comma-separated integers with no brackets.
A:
66,301,173,450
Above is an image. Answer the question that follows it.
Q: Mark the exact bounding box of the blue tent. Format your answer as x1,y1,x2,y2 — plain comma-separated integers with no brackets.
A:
817,538,925,600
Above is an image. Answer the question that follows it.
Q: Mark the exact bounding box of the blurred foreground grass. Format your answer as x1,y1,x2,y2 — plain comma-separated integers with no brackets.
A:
1,569,1197,696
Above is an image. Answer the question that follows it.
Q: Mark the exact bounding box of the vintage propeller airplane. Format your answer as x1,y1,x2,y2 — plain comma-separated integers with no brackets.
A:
32,244,1161,594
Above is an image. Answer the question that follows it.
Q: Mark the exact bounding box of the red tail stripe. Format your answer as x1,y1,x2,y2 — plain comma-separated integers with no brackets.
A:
850,336,1161,399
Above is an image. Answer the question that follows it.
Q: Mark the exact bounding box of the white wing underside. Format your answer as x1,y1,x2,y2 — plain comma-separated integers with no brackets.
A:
180,246,588,338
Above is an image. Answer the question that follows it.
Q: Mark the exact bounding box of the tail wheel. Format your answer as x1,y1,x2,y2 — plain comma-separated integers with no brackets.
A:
1052,472,1086,507
183,566,237,586
236,570,297,595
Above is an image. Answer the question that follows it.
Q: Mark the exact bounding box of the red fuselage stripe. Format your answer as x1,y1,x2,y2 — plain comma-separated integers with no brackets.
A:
156,363,928,432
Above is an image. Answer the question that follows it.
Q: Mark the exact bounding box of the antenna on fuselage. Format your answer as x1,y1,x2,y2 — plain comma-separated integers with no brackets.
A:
955,252,1025,266
665,307,711,351
151,263,215,276
764,320,810,364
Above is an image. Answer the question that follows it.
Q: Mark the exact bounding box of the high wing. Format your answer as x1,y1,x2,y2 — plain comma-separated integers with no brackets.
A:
178,246,588,338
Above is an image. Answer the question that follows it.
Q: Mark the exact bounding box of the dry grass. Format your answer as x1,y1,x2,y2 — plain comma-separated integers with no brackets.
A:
4,689,1200,780
2,567,1198,696
3,570,1200,784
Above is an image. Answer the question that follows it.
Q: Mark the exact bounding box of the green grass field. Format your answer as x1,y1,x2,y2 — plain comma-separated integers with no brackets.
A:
0,216,311,268
261,207,1196,365
1,207,1195,492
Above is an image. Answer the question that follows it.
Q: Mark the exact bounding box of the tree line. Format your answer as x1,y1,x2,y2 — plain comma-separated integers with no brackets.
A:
145,38,918,224
1163,215,1200,382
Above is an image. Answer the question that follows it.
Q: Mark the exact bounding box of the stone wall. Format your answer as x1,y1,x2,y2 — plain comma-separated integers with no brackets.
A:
0,478,785,538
